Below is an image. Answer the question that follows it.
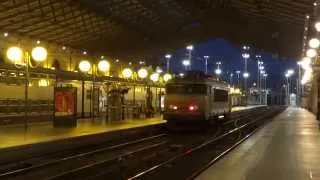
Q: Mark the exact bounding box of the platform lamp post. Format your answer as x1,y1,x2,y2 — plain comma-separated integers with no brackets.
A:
79,60,91,118
186,45,193,70
165,54,171,73
138,68,152,117
215,61,222,76
258,64,264,104
263,73,268,105
236,70,241,87
297,61,302,106
285,69,294,106
79,59,110,118
242,52,250,90
242,49,250,105
150,73,160,112
7,46,48,129
203,56,209,74
256,55,263,104
138,67,149,109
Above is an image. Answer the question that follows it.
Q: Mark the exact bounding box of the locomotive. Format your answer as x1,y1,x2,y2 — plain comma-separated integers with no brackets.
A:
163,71,231,125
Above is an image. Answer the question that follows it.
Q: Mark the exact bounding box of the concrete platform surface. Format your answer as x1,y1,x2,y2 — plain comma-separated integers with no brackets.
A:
0,117,165,149
196,107,320,180
0,105,260,149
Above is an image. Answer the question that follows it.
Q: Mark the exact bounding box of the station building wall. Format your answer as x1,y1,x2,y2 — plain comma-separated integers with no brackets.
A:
0,83,53,100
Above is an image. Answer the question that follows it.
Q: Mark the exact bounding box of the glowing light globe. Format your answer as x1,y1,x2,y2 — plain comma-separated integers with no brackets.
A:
98,60,110,72
306,49,317,58
163,73,172,82
7,46,23,64
215,69,222,75
79,60,91,72
243,72,249,78
309,38,320,48
137,68,148,79
122,68,133,78
150,73,159,82
31,46,47,62
315,22,320,32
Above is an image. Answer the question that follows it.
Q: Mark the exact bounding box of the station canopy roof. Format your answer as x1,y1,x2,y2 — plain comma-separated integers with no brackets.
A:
0,0,313,60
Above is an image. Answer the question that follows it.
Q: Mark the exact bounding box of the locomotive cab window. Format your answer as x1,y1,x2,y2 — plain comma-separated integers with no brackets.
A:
213,89,228,102
166,84,207,94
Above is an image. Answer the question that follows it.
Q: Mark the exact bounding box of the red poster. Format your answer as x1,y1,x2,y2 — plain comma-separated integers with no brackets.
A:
54,87,77,116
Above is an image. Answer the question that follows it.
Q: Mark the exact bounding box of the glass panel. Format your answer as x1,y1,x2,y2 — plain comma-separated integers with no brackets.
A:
166,84,207,94
214,89,228,102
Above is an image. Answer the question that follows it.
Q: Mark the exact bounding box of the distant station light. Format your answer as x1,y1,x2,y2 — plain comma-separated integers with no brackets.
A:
3,32,8,37
150,73,159,82
309,38,320,48
163,73,172,82
36,40,41,44
306,48,317,58
62,46,66,50
215,69,222,75
243,72,249,78
139,61,145,65
182,60,190,66
138,68,148,79
242,46,250,50
287,69,294,76
156,66,163,73
300,57,312,70
186,45,193,50
83,51,87,55
122,68,133,78
242,53,250,59
315,22,320,32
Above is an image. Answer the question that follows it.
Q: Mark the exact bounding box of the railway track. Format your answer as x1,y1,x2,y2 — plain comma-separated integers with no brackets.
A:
129,106,285,180
0,106,285,180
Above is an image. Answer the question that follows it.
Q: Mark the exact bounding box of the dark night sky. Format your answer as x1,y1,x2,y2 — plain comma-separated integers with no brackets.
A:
160,38,298,91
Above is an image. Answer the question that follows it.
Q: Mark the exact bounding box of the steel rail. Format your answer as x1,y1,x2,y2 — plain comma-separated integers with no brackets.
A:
128,109,281,180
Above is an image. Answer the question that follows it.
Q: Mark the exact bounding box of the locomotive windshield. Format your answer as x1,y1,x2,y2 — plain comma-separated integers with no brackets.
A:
166,84,206,94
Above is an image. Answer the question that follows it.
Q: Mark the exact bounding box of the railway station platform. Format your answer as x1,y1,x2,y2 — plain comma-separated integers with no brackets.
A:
196,107,320,180
0,105,262,149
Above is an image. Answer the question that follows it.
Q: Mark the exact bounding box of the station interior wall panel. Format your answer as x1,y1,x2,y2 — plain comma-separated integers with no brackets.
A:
0,81,161,115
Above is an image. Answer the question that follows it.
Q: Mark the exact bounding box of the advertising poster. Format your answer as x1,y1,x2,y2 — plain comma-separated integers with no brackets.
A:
54,87,77,117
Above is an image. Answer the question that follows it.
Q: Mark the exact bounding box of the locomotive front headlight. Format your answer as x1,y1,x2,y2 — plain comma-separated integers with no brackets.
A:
169,105,178,110
189,105,198,111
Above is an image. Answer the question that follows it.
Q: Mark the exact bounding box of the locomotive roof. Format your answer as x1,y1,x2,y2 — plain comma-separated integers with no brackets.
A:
167,71,229,87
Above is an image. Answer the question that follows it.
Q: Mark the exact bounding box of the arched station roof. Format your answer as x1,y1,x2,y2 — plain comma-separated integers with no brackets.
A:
0,0,313,59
